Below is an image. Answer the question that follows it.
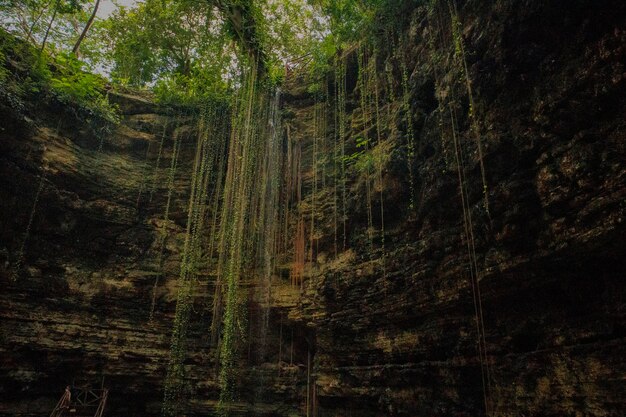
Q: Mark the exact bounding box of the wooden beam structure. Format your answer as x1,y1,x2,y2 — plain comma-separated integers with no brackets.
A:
49,386,108,417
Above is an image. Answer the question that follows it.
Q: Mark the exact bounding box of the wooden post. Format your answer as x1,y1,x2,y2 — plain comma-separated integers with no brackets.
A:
306,346,311,417
278,313,283,373
290,328,294,366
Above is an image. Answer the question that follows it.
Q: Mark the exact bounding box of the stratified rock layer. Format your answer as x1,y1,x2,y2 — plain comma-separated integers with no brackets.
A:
283,1,626,416
1,1,625,417
0,91,195,416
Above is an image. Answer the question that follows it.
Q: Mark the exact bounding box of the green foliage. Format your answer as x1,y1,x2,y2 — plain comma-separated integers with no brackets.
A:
0,48,27,114
0,28,119,124
0,27,50,86
307,34,337,77
311,0,378,44
0,52,8,83
343,135,369,163
48,52,119,123
104,0,233,87
3,0,425,101
101,2,167,85
50,52,101,100
309,0,420,46
153,65,230,107
1,0,97,55
266,61,286,86
56,0,87,15
343,135,389,175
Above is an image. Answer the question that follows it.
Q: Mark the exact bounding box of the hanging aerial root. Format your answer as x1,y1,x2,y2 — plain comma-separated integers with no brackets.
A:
12,170,46,281
398,37,417,211
12,120,62,281
149,110,186,323
447,0,490,219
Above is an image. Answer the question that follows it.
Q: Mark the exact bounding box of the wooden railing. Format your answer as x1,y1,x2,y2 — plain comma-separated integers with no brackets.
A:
49,387,108,417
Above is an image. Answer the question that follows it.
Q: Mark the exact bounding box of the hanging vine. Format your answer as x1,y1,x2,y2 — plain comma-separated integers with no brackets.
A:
149,109,186,322
163,101,221,416
447,0,490,218
12,165,47,281
337,55,348,251
426,0,494,414
203,62,287,415
370,48,387,283
399,37,417,211
12,119,63,281
358,46,375,253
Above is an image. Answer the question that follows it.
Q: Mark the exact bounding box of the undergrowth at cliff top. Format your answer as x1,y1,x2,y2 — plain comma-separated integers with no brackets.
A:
0,27,119,125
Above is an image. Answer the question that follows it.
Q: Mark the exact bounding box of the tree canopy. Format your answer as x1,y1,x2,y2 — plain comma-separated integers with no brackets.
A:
1,0,418,103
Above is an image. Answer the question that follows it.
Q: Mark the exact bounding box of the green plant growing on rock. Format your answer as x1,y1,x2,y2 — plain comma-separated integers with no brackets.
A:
345,136,390,186
371,48,387,282
425,0,453,173
50,53,119,123
163,109,211,417
162,95,238,416
343,136,365,160
196,60,287,415
0,28,119,124
309,98,322,261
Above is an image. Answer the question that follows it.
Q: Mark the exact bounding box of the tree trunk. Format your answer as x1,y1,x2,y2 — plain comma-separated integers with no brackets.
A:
72,0,102,56
40,0,60,54
27,0,52,41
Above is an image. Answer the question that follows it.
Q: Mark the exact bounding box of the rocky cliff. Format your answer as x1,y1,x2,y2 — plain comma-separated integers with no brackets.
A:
282,0,626,416
1,0,625,417
0,90,194,415
0,84,305,416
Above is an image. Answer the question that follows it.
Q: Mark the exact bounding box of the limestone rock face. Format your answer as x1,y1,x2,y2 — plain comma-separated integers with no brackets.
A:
0,1,625,417
281,1,626,416
0,92,198,416
0,89,303,417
